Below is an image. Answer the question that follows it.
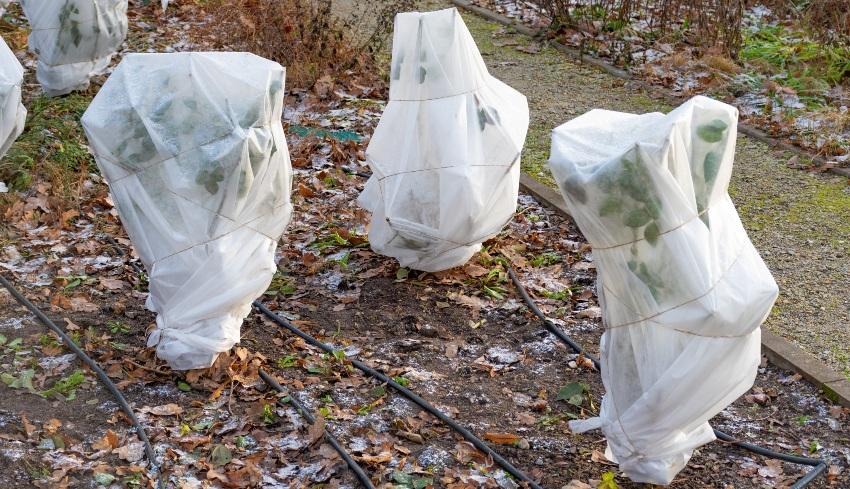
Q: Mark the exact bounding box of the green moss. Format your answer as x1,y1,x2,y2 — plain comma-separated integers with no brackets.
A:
0,93,94,195
730,188,788,232
785,182,850,251
521,123,555,187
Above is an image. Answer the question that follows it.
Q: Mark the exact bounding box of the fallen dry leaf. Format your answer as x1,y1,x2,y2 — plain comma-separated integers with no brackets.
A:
69,296,99,313
92,429,120,451
483,432,520,445
115,441,145,462
21,415,36,439
141,403,184,416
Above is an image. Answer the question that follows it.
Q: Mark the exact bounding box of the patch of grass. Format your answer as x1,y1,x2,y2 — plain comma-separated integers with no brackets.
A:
107,320,129,335
520,121,555,187
40,369,87,400
264,271,297,297
0,93,94,195
741,23,850,97
784,181,850,252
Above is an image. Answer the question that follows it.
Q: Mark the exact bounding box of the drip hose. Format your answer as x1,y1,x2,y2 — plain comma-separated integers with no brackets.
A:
253,300,545,489
505,266,828,489
0,273,163,488
258,369,376,489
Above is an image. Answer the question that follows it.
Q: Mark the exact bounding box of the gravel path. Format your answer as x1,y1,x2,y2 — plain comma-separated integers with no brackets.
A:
427,0,850,376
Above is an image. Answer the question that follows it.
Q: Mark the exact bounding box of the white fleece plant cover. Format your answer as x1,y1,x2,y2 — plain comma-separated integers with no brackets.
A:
0,35,26,160
81,52,293,370
549,96,778,485
20,0,128,97
358,7,529,272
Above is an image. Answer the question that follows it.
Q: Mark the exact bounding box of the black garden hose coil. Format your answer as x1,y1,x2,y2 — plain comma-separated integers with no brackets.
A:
505,266,828,489
258,369,376,489
253,300,545,489
0,273,163,488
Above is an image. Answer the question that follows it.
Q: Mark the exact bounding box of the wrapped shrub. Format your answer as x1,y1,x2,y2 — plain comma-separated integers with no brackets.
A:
0,35,26,159
549,96,778,485
20,0,128,96
358,7,529,272
82,52,293,370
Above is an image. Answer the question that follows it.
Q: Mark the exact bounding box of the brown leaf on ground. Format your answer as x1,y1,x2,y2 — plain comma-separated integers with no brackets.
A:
92,429,120,450
483,432,520,445
298,183,317,198
758,458,784,478
357,450,392,464
314,75,334,99
828,465,844,484
99,277,127,290
43,419,62,434
307,416,325,446
140,404,184,416
516,412,536,425
115,441,146,462
591,449,616,465
20,415,36,439
463,263,488,278
69,296,99,313
516,44,541,54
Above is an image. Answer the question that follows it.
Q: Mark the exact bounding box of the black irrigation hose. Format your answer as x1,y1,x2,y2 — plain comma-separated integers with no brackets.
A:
258,369,376,489
0,273,163,488
253,300,545,489
506,266,828,489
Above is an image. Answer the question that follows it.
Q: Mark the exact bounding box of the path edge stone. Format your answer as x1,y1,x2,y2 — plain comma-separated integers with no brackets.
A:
450,0,850,180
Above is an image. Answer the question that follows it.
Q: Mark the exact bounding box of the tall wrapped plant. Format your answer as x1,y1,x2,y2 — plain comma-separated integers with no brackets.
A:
82,53,293,370
549,96,778,485
358,7,529,272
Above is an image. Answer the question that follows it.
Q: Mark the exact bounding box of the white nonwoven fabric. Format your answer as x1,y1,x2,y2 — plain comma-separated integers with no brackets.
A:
548,96,778,485
358,7,529,272
0,35,26,160
20,0,128,97
81,52,293,370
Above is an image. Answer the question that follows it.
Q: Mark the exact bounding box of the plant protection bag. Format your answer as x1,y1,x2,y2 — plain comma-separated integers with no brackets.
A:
358,7,529,272
20,0,128,97
0,35,26,160
82,52,293,370
549,96,778,485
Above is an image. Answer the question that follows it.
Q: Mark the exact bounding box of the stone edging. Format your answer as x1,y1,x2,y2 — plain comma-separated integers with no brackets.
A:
450,0,850,179
517,173,850,407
